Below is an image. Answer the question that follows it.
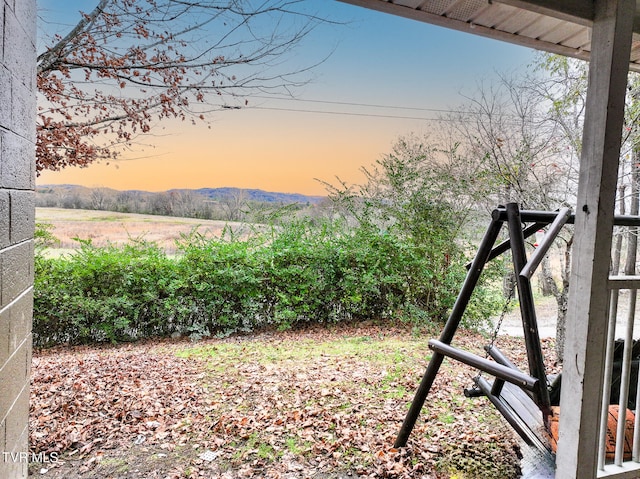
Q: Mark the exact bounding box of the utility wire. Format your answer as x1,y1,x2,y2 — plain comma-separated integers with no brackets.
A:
248,105,444,121
249,94,474,115
237,95,526,121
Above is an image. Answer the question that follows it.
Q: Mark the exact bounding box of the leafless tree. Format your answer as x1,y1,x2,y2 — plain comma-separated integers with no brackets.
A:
221,189,248,222
443,67,579,360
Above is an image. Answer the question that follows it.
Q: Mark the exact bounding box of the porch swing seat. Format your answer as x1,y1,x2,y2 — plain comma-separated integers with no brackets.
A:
462,340,640,457
473,375,551,453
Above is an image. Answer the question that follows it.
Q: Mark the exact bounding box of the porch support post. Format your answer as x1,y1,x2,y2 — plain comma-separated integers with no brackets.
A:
555,0,634,477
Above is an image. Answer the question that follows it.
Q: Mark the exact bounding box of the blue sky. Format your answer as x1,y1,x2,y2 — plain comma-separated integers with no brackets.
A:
36,0,538,195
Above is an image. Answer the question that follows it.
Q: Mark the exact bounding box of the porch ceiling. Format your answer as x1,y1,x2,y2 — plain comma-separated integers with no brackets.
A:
338,0,640,72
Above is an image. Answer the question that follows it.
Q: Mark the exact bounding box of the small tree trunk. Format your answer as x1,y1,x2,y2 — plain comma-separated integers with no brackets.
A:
555,294,568,362
625,157,639,282
503,270,516,298
538,255,554,296
554,233,573,363
538,249,564,361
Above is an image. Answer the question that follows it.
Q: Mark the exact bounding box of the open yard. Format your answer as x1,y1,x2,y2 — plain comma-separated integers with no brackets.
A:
31,207,563,477
29,322,558,479
36,208,248,255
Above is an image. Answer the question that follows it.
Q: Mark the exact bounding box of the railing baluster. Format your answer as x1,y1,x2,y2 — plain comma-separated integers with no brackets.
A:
599,289,618,470
615,290,636,465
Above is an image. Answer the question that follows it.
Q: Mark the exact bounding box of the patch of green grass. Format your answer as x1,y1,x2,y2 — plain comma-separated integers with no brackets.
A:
178,336,429,367
382,385,408,399
89,215,129,222
230,432,280,462
257,442,276,460
284,437,302,455
438,412,456,424
95,457,129,474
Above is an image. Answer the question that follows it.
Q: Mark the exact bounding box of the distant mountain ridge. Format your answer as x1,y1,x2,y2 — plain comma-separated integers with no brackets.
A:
171,187,324,204
38,184,325,204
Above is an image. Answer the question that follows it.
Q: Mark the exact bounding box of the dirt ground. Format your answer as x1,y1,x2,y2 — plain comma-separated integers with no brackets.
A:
28,324,539,479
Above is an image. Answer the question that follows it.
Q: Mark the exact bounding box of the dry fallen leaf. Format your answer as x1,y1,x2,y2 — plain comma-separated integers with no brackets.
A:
30,324,536,478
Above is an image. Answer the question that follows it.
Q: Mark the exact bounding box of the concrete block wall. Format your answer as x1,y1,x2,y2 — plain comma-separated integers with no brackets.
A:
0,1,36,478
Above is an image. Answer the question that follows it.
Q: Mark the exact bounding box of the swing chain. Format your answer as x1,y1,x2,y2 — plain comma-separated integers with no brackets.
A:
487,279,516,355
472,279,516,385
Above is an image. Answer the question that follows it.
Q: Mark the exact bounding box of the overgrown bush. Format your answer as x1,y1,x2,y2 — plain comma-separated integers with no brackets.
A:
34,239,178,346
34,213,502,347
173,228,266,336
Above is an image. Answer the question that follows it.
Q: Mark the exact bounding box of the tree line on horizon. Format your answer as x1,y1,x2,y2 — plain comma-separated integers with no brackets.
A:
36,185,325,223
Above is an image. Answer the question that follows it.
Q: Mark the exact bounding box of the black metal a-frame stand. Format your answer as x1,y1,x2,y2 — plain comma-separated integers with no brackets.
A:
395,203,640,450
394,203,571,451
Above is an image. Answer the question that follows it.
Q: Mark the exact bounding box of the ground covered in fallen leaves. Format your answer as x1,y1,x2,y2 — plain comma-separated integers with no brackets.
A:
29,322,558,478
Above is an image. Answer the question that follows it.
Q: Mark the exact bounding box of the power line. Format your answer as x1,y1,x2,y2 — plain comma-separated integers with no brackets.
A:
243,95,530,121
249,94,473,115
241,104,539,124
248,105,444,121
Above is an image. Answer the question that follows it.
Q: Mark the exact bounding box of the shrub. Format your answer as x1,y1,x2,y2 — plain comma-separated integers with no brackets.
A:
33,216,502,347
34,239,177,346
173,229,265,336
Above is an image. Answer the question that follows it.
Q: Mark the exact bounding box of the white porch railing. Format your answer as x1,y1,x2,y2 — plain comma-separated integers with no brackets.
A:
597,276,640,478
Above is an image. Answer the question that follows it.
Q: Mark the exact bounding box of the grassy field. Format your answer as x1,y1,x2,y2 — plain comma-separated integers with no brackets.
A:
36,207,249,255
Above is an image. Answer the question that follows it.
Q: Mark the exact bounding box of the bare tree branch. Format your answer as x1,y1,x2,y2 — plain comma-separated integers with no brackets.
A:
37,0,333,171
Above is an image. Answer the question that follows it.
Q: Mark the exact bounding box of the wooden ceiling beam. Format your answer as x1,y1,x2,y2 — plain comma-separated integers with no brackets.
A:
494,0,594,26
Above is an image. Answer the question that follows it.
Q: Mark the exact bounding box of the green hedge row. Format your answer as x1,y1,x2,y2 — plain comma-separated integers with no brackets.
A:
33,219,499,347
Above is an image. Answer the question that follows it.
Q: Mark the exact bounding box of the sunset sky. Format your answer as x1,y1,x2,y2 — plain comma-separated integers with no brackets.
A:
36,1,537,196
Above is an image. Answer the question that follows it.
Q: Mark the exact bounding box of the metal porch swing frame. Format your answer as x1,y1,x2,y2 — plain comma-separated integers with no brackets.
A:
394,203,640,453
394,202,629,452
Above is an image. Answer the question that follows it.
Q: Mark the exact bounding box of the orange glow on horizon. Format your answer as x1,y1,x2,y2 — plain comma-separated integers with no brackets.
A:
36,0,537,197
37,110,426,196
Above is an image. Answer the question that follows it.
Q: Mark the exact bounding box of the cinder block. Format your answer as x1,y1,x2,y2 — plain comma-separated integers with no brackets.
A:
0,455,27,479
0,190,9,248
0,241,33,308
0,133,33,190
11,79,36,142
14,424,29,465
25,332,31,380
11,426,30,478
0,418,29,478
28,240,33,282
0,4,4,66
3,6,35,89
11,1,36,53
0,66,10,128
0,417,6,453
0,305,9,367
9,191,34,244
0,340,28,425
5,383,28,456
8,289,32,357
